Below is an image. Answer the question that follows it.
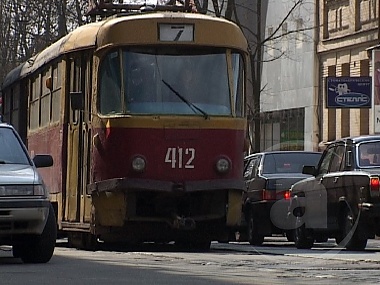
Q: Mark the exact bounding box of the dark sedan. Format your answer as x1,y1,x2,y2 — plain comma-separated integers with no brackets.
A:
241,151,321,245
290,135,380,251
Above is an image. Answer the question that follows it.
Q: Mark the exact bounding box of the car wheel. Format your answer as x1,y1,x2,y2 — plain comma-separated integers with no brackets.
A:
315,236,328,243
14,203,57,263
335,236,343,245
247,210,264,246
342,208,367,251
294,216,314,249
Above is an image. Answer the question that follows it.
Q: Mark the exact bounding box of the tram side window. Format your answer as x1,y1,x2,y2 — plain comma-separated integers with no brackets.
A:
99,51,122,114
2,89,11,122
2,87,19,128
11,87,19,129
29,64,61,130
232,53,244,117
41,70,50,127
30,75,41,130
51,62,62,123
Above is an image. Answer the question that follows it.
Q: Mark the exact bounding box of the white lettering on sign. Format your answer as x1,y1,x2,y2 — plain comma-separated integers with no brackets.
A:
165,147,195,169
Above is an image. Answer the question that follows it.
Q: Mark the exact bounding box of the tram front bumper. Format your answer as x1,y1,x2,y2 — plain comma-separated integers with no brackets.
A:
87,177,244,194
88,177,243,228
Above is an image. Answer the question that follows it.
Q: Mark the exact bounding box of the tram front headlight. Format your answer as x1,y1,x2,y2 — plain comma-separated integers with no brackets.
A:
216,157,231,174
132,156,146,172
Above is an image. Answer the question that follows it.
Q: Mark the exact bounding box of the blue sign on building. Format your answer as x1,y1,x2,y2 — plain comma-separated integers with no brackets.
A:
326,76,371,108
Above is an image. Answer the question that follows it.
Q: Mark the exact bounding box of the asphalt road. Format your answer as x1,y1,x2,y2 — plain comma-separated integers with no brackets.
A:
1,237,380,285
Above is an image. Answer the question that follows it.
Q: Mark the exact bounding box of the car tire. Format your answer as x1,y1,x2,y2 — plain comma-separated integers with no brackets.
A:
342,208,367,251
13,203,57,263
247,210,264,246
335,236,343,245
315,237,328,243
294,216,314,249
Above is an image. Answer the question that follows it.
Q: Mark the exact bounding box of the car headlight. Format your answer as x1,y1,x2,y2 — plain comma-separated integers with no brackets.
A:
216,157,231,174
0,185,47,196
132,156,146,172
33,185,47,196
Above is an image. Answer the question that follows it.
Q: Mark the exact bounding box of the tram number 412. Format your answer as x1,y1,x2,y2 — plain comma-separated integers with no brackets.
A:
165,147,195,169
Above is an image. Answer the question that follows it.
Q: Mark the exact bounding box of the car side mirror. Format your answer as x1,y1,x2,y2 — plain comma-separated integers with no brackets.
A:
302,165,316,176
33,154,54,168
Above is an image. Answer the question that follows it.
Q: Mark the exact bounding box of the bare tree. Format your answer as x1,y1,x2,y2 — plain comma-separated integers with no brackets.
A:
221,0,313,152
1,0,312,137
0,0,15,80
184,0,313,152
0,0,88,87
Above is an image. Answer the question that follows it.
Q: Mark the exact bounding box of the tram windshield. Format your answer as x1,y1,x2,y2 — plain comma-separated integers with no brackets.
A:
98,47,244,117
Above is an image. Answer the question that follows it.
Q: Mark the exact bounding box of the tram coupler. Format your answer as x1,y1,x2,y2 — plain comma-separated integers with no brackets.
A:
171,214,196,230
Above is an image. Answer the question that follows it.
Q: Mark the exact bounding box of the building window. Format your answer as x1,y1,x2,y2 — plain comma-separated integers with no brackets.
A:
267,27,274,57
260,108,305,151
296,18,304,49
337,8,343,30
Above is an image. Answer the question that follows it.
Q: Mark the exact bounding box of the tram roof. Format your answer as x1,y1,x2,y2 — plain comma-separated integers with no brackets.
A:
2,12,248,89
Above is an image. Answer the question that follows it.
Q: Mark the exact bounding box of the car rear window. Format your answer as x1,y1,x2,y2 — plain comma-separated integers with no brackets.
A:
262,153,321,174
0,128,30,165
358,141,380,167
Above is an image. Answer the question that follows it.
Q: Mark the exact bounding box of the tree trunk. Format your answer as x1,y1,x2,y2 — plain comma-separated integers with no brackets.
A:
253,0,262,153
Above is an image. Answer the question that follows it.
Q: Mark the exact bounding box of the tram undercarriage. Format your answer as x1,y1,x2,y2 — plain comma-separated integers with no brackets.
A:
69,178,243,249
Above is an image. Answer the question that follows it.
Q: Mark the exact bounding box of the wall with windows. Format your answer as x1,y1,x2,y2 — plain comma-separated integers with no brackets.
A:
318,0,379,143
262,0,379,150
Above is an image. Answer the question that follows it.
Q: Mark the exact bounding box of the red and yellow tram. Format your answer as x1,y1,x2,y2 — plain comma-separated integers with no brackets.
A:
1,1,249,249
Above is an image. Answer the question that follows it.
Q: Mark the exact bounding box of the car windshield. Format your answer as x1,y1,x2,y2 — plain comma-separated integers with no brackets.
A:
98,47,244,117
358,141,380,167
0,127,30,164
262,152,321,174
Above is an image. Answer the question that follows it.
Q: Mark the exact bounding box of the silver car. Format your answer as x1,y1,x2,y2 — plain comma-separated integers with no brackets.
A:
0,122,56,263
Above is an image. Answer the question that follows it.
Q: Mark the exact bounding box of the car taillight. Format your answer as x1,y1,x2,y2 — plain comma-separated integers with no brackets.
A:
262,190,276,200
370,177,380,192
283,190,291,200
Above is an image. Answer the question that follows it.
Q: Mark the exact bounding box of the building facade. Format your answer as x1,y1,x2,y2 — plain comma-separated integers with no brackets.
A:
318,0,379,146
260,0,379,151
260,0,318,151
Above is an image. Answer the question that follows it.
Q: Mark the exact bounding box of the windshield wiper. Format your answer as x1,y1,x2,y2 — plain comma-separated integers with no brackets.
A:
162,79,209,119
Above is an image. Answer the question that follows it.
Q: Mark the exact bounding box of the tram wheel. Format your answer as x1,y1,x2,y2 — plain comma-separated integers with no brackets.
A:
68,232,98,251
247,210,264,246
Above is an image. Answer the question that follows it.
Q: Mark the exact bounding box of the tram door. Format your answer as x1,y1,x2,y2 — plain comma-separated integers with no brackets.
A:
65,54,93,229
